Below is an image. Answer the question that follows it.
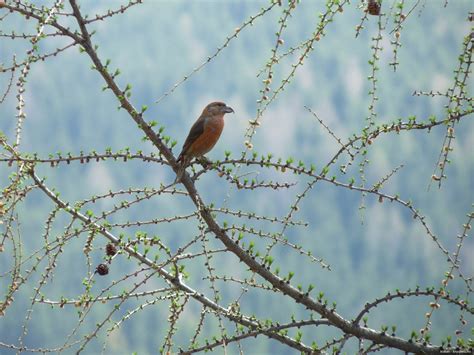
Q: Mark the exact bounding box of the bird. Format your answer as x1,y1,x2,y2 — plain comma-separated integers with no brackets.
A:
176,101,234,180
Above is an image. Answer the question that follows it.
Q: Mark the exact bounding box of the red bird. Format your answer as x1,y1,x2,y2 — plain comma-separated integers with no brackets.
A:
176,101,234,179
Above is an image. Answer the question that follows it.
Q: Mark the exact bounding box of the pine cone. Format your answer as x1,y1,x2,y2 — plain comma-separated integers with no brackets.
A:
105,243,117,257
367,0,381,16
96,263,109,276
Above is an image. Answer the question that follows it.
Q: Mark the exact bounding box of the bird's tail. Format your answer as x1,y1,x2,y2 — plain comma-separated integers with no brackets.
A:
175,155,189,183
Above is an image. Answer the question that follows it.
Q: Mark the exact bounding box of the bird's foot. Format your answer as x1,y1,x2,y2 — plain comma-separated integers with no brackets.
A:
197,157,213,169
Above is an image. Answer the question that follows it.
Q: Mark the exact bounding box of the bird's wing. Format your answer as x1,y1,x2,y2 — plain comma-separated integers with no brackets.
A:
178,115,206,160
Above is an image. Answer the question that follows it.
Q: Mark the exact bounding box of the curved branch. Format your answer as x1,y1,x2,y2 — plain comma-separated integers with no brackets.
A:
182,319,332,354
354,288,472,325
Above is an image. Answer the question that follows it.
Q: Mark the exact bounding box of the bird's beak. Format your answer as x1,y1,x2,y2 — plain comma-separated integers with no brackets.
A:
223,106,234,114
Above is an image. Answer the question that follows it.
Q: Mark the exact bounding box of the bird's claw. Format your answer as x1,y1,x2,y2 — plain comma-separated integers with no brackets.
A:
198,157,213,169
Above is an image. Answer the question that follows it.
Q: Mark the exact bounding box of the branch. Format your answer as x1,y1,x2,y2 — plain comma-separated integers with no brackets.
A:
182,319,332,354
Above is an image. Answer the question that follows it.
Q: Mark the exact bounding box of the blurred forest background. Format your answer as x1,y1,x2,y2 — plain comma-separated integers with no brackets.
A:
0,0,472,354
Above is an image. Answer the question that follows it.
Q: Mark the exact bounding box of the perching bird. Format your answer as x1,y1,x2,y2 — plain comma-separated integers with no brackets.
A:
176,101,234,180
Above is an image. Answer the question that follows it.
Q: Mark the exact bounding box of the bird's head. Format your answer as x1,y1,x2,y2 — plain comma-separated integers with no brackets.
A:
203,101,234,116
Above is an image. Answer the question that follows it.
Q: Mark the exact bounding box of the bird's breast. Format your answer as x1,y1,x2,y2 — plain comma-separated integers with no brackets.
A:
205,115,224,130
187,115,224,157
